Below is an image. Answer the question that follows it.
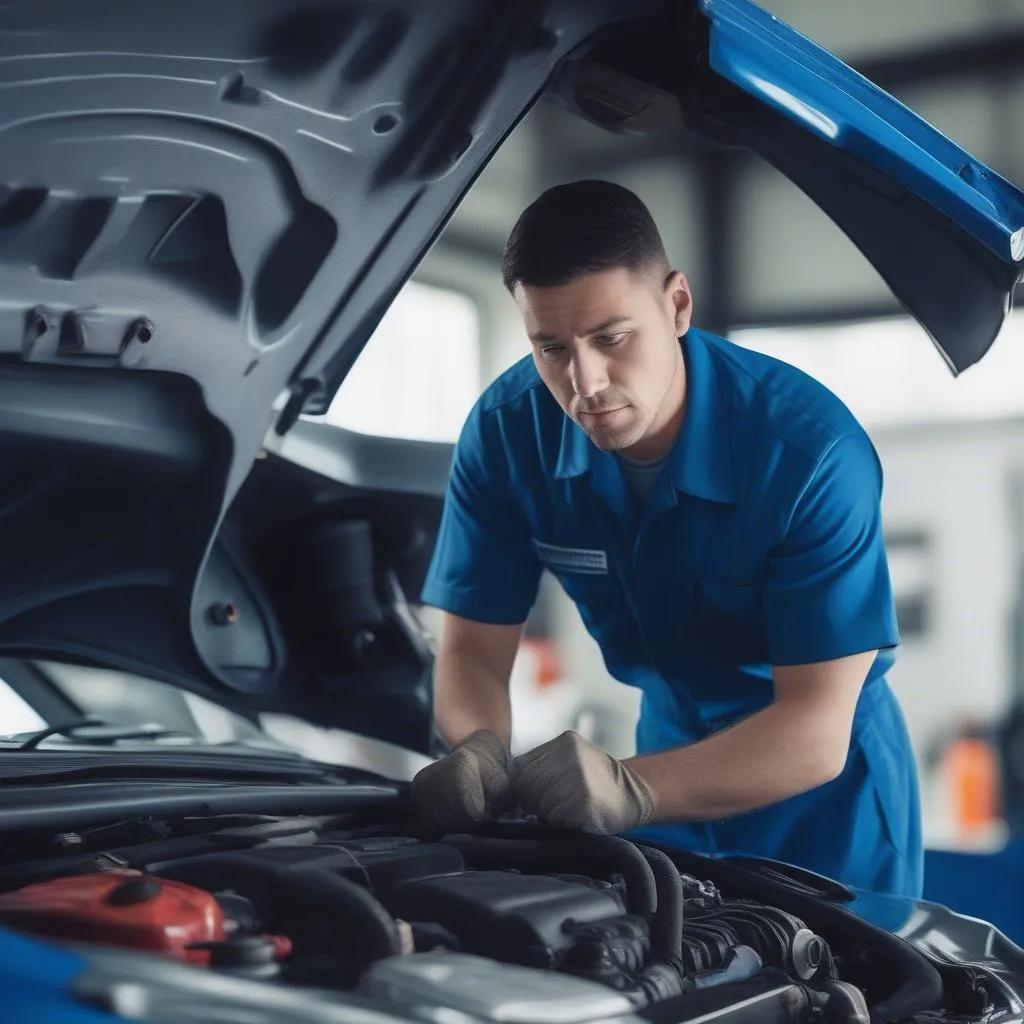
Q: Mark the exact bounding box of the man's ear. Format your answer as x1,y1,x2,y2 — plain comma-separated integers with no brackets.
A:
664,270,693,335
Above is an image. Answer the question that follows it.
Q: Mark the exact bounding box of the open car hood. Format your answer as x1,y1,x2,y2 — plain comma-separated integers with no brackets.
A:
0,0,1021,745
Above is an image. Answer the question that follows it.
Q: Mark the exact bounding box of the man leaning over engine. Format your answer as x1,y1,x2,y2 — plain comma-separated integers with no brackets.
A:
412,180,921,898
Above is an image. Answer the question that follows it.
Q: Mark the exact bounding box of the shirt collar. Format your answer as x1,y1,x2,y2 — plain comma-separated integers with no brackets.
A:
553,328,736,504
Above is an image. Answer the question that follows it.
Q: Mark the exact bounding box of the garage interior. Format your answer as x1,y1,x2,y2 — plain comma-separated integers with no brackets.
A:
316,0,1024,934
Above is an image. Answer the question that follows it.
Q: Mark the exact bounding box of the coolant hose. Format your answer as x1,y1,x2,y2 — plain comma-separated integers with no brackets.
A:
638,845,684,961
443,834,658,917
152,851,403,961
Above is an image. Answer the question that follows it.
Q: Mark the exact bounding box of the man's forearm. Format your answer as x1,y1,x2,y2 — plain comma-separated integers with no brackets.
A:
626,697,850,822
434,649,513,748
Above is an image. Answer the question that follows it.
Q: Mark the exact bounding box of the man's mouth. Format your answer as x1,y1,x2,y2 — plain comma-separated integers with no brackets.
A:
579,406,626,421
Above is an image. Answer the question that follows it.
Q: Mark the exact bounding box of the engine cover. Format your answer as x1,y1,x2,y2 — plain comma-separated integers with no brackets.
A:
380,870,627,968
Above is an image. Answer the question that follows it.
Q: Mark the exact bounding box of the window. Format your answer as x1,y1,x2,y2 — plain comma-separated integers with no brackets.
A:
319,281,481,443
731,310,1024,429
0,677,46,735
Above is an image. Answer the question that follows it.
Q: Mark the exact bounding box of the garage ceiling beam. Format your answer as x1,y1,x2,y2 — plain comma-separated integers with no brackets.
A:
729,300,904,331
853,29,1024,91
730,282,1023,333
553,133,733,183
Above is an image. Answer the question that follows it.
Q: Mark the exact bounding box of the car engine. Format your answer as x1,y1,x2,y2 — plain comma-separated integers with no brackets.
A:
0,813,994,1024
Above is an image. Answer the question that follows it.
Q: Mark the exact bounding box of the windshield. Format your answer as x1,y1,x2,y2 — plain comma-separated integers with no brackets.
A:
31,661,283,751
0,660,430,781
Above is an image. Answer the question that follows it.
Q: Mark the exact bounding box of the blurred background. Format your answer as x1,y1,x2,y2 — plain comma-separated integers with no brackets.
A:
324,0,1024,860
2,0,1024,936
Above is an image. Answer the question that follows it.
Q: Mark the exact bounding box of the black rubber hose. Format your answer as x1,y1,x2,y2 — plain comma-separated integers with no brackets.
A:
638,845,684,962
153,851,402,960
650,846,944,1020
443,834,658,917
820,979,871,1024
625,959,688,1008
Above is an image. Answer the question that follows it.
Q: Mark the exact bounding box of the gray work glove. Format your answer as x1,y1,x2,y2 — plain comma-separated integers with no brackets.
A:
412,729,516,831
514,730,655,835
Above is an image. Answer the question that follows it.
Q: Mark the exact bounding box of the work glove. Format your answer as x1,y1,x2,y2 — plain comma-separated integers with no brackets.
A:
412,729,516,831
514,730,655,835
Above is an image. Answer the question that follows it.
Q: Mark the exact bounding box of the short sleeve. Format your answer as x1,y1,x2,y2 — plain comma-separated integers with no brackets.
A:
764,432,900,665
420,403,542,624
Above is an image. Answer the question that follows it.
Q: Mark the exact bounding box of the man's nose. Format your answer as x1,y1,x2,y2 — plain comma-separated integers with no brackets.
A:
570,350,609,399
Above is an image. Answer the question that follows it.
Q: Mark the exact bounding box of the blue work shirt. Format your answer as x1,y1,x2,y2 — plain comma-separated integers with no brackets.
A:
422,327,922,897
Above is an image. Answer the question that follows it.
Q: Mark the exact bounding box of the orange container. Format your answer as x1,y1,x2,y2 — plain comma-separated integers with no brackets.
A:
942,737,998,831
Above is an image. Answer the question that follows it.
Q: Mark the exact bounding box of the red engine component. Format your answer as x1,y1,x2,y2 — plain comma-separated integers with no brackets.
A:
0,869,224,965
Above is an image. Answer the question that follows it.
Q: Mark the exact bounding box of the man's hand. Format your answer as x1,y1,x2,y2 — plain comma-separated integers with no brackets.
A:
514,731,655,834
412,729,516,831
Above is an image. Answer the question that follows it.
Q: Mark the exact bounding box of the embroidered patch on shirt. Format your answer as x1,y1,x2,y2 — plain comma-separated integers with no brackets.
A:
533,539,609,575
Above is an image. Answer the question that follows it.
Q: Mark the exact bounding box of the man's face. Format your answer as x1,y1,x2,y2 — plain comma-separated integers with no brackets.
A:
514,267,692,457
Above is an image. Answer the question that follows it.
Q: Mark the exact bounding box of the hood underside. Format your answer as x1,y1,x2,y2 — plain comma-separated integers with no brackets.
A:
0,0,1021,732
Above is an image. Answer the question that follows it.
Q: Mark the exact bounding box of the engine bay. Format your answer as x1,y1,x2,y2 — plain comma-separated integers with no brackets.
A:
0,812,1006,1024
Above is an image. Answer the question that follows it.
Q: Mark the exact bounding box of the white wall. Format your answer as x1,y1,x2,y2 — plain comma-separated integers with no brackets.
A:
874,419,1024,753
417,241,524,385
869,418,1024,844
732,161,885,317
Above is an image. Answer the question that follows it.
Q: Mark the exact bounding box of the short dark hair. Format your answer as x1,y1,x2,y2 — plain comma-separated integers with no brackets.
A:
501,179,668,293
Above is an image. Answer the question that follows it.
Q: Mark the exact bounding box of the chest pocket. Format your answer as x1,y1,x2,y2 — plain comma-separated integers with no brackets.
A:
691,580,768,663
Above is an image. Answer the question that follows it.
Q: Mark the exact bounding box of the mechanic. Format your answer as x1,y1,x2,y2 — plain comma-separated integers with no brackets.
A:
413,179,922,898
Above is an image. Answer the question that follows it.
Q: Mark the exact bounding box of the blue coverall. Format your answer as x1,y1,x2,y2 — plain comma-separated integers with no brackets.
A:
422,327,922,897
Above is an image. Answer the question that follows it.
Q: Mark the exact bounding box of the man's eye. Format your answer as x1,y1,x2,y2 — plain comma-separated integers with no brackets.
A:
597,332,628,346
540,345,565,357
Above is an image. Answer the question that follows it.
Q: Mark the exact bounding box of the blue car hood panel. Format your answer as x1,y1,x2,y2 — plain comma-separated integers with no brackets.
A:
700,0,1024,372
